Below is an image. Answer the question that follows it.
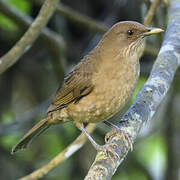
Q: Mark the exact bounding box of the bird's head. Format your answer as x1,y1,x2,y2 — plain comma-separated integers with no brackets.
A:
99,21,164,58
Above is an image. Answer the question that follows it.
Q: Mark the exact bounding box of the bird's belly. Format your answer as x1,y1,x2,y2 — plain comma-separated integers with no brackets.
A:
67,65,139,123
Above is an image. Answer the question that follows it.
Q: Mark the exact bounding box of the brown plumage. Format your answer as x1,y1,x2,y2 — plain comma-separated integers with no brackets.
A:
12,21,163,154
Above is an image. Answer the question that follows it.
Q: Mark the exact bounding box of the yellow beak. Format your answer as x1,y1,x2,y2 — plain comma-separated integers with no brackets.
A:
143,28,164,36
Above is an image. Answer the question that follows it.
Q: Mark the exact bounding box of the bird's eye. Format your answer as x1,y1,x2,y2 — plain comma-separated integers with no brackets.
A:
127,30,134,36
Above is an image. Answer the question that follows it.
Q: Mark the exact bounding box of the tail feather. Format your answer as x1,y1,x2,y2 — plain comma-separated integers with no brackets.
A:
12,118,50,154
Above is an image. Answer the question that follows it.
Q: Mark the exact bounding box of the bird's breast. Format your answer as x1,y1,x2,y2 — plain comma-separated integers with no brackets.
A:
67,55,140,123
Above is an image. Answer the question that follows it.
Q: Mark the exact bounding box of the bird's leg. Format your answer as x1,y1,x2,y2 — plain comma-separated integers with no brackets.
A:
104,120,133,151
75,122,121,159
75,122,102,150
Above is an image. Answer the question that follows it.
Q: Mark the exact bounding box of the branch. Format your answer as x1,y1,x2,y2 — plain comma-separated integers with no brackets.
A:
0,4,66,81
56,3,108,33
0,0,66,79
32,0,108,33
0,0,65,51
85,0,180,179
19,124,96,180
138,0,161,58
144,0,161,26
0,0,59,74
161,0,169,7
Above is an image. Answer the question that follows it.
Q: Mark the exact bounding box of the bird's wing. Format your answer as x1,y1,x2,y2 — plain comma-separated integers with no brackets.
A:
47,59,94,113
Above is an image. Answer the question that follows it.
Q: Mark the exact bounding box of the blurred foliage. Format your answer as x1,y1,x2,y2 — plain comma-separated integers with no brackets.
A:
2,134,20,150
136,134,167,177
0,0,32,31
6,0,32,13
0,0,177,180
0,14,17,30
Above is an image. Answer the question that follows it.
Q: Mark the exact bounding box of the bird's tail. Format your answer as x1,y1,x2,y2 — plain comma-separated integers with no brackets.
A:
11,118,50,154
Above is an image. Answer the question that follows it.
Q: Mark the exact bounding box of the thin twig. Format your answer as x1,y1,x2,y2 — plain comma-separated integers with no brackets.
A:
85,0,180,179
0,0,59,74
144,0,161,26
138,0,162,58
18,124,96,180
32,0,108,33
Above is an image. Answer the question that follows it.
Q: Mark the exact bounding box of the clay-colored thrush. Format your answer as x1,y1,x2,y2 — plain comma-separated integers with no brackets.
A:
12,21,163,154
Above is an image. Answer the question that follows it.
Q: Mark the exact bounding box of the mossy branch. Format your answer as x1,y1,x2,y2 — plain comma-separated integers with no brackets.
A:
85,0,180,179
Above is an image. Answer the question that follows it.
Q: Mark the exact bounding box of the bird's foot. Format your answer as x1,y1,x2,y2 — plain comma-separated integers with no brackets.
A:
94,143,121,160
104,122,133,151
75,122,120,159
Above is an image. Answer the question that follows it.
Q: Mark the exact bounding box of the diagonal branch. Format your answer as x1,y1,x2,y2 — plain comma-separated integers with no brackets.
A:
0,0,59,74
18,124,96,180
0,0,66,80
0,0,65,51
85,0,180,179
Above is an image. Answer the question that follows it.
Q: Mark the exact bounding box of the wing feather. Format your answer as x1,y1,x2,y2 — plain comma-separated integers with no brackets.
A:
47,56,95,113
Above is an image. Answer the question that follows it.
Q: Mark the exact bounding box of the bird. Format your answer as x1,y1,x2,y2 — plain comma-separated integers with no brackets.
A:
12,21,164,154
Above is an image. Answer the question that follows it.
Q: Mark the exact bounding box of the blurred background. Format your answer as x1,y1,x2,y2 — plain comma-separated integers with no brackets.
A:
0,0,178,180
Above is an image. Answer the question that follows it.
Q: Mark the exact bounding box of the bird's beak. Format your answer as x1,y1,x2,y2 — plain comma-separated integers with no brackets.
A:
143,28,164,36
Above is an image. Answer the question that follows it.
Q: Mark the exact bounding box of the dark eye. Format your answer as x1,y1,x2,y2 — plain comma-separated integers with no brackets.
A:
127,30,134,35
